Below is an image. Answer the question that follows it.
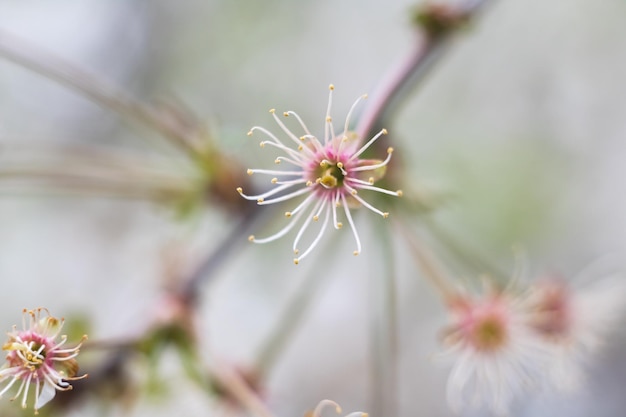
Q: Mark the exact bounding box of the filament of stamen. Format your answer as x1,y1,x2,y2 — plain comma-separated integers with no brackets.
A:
351,149,393,172
294,204,331,264
237,182,298,201
285,111,312,136
324,85,335,145
248,209,306,244
293,199,325,254
343,94,367,137
341,194,361,255
272,110,316,158
349,128,388,162
257,186,311,205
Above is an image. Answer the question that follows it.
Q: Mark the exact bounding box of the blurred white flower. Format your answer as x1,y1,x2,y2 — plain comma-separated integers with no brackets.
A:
440,288,548,415
0,308,87,414
238,84,402,264
528,275,626,392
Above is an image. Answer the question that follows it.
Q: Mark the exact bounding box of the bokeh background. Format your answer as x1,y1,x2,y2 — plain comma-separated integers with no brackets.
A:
1,0,625,416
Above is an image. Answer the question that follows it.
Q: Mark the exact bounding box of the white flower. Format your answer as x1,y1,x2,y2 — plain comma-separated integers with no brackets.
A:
238,85,402,264
441,288,548,415
0,308,87,414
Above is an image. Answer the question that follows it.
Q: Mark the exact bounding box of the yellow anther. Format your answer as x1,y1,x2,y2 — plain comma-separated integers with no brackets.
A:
298,145,303,151
337,162,344,169
300,136,306,141
275,158,281,164
329,84,335,90
326,116,332,123
247,169,253,175
397,190,403,197
313,215,319,221
387,147,394,154
236,187,243,194
362,94,368,99
382,128,388,135
271,178,278,184
285,212,292,218
320,160,328,167
259,142,265,148
269,108,276,114
368,177,374,184
316,178,322,184
247,130,253,136
383,212,389,218
351,190,357,195
257,198,264,203
294,249,299,255
321,175,337,188
337,222,343,229
294,258,299,265
248,235,255,242
306,180,313,186
283,111,289,117
353,251,360,256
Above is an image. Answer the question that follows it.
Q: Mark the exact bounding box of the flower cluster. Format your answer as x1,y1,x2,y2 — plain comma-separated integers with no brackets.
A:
0,308,87,414
440,274,626,415
238,85,402,264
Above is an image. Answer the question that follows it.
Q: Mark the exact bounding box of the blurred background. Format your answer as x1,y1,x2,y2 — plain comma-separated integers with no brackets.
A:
1,0,625,416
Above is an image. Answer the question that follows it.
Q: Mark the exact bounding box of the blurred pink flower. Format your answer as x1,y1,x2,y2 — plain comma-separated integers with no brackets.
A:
441,288,548,415
529,274,626,391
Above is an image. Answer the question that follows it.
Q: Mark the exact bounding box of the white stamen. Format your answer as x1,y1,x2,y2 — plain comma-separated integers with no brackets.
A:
248,208,306,244
351,149,393,172
293,199,325,253
272,110,316,158
257,186,312,205
285,111,312,136
341,194,361,255
294,204,331,264
349,128,388,162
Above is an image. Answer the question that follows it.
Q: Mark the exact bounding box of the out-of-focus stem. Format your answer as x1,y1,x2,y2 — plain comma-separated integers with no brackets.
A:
177,209,263,305
395,219,459,304
368,220,398,417
0,166,194,200
209,360,276,417
0,30,200,157
356,0,492,141
253,239,339,377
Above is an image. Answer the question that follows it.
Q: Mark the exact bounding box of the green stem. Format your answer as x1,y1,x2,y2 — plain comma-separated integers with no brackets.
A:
253,239,339,378
368,217,398,417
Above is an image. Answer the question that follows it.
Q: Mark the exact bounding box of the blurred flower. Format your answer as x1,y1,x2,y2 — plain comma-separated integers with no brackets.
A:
238,85,402,264
528,275,626,392
0,308,87,414
441,287,547,415
307,399,367,417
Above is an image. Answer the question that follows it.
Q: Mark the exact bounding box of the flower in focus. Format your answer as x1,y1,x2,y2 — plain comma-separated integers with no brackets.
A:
0,308,87,414
528,275,626,392
237,84,402,264
306,399,367,417
441,287,547,415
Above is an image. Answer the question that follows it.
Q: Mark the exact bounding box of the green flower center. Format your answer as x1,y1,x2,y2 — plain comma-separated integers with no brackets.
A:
317,160,345,188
